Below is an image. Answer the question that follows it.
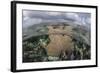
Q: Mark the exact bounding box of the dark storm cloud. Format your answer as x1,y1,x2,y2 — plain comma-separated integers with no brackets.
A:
23,10,91,28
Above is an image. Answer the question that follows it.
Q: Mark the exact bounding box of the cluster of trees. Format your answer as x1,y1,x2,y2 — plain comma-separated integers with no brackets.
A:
72,38,90,60
23,34,90,63
23,35,49,62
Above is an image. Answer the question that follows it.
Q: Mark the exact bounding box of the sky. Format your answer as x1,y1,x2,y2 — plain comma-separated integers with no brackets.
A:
22,10,91,28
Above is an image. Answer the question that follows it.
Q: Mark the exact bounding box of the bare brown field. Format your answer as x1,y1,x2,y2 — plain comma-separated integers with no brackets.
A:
45,25,74,57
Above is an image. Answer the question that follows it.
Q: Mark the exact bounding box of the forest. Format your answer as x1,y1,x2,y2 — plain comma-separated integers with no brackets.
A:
23,23,91,62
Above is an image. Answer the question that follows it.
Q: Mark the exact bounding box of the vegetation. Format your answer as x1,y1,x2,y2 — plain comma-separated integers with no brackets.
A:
23,35,49,62
23,25,91,63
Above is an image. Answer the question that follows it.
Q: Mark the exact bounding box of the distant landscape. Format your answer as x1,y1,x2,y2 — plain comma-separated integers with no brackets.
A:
22,10,91,62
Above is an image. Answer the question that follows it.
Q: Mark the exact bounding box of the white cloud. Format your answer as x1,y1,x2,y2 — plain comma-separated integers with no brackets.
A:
23,17,29,21
65,13,80,21
46,12,62,16
23,18,43,28
86,18,91,24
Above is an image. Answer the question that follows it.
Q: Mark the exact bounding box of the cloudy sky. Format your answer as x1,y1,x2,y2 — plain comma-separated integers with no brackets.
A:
22,10,91,28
